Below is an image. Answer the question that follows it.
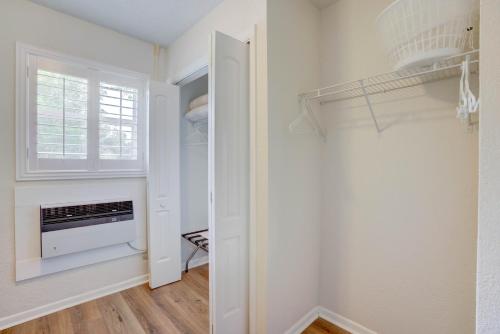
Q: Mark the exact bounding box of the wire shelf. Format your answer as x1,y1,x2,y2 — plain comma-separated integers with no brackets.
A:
292,49,479,138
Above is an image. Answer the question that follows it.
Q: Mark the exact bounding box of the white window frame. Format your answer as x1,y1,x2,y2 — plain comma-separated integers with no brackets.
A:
16,43,149,180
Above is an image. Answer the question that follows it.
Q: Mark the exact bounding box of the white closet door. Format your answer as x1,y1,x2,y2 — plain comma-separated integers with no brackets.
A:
209,31,250,334
148,81,181,289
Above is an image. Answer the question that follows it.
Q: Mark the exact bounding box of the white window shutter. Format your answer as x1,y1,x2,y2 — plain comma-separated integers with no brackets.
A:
17,44,148,180
98,82,139,161
35,69,89,161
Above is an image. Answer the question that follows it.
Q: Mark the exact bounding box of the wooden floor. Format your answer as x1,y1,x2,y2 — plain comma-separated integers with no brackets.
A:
2,265,209,334
3,264,348,334
303,318,351,334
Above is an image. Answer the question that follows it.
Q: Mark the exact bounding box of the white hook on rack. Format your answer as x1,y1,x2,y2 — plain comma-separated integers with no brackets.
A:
457,55,480,124
289,96,327,142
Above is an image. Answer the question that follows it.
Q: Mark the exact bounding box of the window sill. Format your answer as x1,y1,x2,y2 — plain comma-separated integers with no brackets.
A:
16,170,147,181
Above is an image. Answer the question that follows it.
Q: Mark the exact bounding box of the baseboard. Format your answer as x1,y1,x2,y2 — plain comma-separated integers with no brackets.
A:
284,306,377,334
0,274,149,330
318,307,377,334
284,306,320,334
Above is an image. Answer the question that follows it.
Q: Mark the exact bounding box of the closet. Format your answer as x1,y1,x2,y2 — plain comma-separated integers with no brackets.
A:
265,0,479,333
148,31,251,334
179,73,209,272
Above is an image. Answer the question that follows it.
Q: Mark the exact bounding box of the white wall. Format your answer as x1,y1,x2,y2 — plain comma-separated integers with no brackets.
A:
165,0,265,83
476,0,500,333
180,75,209,267
318,1,478,333
0,0,155,321
266,1,322,333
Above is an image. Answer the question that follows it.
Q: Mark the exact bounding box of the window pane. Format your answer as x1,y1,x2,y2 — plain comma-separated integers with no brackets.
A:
99,83,139,160
36,70,88,160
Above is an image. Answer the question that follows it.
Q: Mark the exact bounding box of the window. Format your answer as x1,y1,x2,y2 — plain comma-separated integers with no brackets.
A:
36,70,88,161
99,83,138,161
16,44,148,180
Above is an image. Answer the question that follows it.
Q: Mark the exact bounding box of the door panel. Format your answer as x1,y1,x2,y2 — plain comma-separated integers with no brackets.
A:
148,81,181,289
209,31,250,334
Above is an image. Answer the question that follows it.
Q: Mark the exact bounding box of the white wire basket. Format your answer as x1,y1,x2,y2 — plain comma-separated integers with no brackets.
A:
376,0,479,70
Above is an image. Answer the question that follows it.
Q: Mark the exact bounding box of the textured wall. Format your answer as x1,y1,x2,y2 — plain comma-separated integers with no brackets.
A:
318,1,478,333
476,0,500,333
0,0,154,320
266,0,322,332
165,0,265,82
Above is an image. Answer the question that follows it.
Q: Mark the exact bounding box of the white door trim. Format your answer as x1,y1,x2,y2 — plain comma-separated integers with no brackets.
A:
248,23,269,334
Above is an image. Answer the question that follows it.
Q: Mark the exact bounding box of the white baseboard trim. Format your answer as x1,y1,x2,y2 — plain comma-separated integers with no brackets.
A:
318,307,377,334
284,306,377,334
0,274,149,330
284,306,320,334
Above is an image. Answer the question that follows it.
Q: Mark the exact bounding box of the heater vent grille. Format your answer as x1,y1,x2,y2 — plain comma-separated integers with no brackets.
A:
40,201,134,232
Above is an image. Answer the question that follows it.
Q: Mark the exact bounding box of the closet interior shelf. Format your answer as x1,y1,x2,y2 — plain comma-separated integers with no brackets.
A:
292,49,479,138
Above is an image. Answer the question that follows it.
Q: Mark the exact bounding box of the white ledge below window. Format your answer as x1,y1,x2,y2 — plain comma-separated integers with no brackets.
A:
17,169,147,181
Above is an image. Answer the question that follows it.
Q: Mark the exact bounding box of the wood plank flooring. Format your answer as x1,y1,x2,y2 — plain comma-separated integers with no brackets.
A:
303,318,351,334
2,265,209,334
3,265,348,334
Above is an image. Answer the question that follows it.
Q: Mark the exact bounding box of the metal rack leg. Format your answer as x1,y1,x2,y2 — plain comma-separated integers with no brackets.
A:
185,245,201,273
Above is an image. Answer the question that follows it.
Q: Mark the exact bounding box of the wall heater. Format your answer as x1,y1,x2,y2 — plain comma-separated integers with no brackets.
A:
40,200,136,258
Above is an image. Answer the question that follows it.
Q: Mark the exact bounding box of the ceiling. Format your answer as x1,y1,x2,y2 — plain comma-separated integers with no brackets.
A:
30,0,224,46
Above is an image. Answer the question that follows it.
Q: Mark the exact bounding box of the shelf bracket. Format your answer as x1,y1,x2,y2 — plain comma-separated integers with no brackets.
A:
289,96,327,141
302,97,326,141
359,80,382,133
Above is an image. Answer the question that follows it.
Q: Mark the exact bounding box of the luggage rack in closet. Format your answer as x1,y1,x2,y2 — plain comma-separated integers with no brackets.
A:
182,229,209,273
290,49,480,139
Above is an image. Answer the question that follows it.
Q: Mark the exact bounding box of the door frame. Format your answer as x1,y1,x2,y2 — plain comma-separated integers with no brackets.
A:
247,23,268,334
151,26,266,333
